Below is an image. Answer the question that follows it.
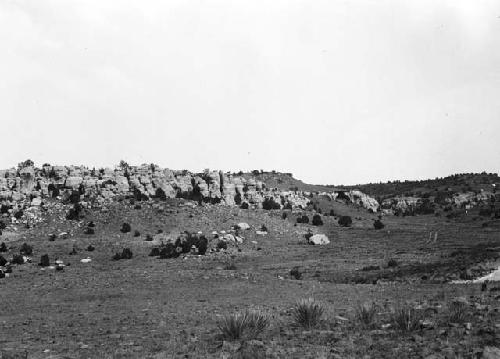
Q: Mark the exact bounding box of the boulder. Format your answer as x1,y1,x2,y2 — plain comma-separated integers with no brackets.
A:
308,234,330,245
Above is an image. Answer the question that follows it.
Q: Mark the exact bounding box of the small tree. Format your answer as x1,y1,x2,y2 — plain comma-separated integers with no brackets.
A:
17,159,34,170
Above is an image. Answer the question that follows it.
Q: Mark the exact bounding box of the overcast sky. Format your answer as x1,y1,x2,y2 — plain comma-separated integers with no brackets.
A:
1,0,499,185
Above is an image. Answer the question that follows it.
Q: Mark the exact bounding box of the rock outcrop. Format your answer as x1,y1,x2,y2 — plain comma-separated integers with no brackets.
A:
0,164,381,223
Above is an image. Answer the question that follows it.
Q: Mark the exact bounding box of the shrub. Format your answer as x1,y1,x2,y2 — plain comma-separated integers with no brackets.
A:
145,234,153,241
217,310,269,341
281,212,288,220
11,254,24,265
84,227,95,235
66,203,84,220
312,214,323,226
14,210,24,220
297,215,309,224
149,247,160,256
0,221,6,230
0,255,7,266
373,219,385,230
20,243,33,256
387,259,398,267
159,243,181,259
240,202,249,210
0,242,7,252
390,304,425,332
48,234,57,241
290,266,302,280
120,223,131,233
262,198,281,210
217,240,228,251
260,224,268,232
133,230,141,237
355,303,378,329
121,248,133,259
86,245,95,252
338,216,352,227
292,298,324,329
39,254,50,267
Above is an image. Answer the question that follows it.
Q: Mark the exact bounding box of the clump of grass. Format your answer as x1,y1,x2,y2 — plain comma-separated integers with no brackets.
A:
390,303,425,332
447,301,469,324
217,310,269,340
355,302,378,329
292,298,324,329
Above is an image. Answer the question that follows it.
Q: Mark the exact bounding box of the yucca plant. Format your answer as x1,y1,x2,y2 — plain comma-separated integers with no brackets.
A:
447,301,469,324
292,298,325,329
391,304,425,332
217,310,269,340
355,302,378,329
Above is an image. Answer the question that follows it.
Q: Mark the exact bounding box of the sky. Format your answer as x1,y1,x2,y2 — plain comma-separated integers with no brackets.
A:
1,0,499,185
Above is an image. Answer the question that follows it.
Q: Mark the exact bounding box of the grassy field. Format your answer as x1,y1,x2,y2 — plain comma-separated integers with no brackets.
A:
1,199,499,358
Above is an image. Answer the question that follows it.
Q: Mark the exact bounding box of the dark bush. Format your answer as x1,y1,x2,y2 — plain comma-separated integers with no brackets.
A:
11,254,24,265
0,221,6,230
0,242,7,252
196,235,208,255
362,265,381,271
121,248,133,259
120,223,131,233
262,197,281,210
87,221,95,228
86,245,95,252
338,216,352,227
0,255,7,266
260,225,268,232
48,234,57,241
240,202,249,210
67,190,81,205
134,204,142,210
304,231,313,241
217,241,228,251
134,230,141,237
14,210,24,220
312,214,323,226
84,227,95,235
149,247,160,256
159,243,180,259
112,252,122,261
387,259,399,267
66,203,84,220
297,215,309,224
290,266,302,280
145,234,153,241
20,243,33,256
373,219,385,230
281,212,288,220
39,254,50,267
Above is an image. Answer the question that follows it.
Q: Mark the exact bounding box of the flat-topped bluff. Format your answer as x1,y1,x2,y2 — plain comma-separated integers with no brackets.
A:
0,162,379,216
